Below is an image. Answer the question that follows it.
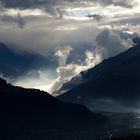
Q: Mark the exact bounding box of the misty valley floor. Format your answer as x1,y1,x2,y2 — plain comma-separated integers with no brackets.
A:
3,129,140,140
2,112,140,140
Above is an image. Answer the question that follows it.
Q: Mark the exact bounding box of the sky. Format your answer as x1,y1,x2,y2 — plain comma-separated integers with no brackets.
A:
0,0,140,94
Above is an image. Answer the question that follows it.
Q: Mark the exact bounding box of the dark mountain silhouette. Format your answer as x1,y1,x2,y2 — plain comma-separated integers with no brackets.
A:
0,78,108,139
0,42,51,77
58,38,140,111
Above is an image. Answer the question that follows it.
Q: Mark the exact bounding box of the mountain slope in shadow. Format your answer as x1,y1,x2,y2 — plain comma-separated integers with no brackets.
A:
0,42,51,77
0,78,108,139
58,39,140,111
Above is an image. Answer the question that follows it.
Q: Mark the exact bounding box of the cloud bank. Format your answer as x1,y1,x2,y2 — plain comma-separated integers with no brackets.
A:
0,0,140,93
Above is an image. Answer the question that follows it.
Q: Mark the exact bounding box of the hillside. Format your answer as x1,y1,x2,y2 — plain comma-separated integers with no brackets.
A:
0,78,108,139
59,39,140,112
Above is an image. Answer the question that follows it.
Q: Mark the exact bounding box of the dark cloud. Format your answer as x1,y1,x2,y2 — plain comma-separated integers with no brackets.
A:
87,14,106,22
0,0,138,10
0,0,49,9
97,0,138,8
0,0,75,9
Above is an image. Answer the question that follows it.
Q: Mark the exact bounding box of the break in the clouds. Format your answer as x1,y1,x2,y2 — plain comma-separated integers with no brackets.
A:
0,0,140,93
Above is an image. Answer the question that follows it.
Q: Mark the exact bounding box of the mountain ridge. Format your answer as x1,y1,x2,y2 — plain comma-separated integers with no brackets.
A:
0,42,51,77
58,39,140,112
55,38,140,96
0,77,108,139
